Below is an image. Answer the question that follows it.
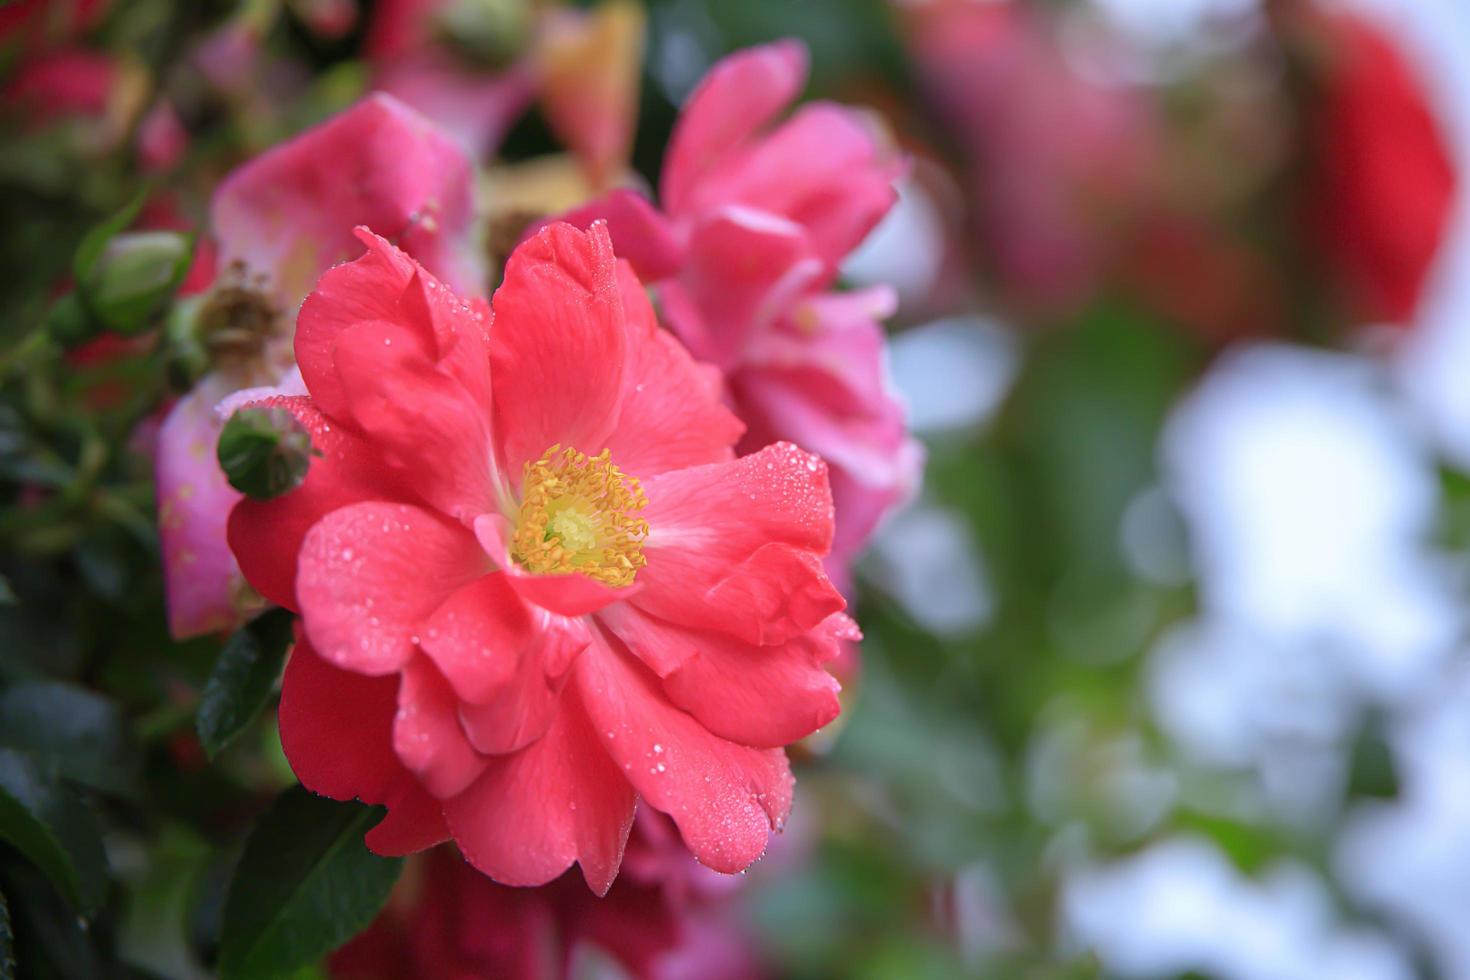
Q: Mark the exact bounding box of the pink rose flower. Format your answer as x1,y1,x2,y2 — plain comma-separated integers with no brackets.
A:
157,94,482,638
228,221,853,891
559,41,921,580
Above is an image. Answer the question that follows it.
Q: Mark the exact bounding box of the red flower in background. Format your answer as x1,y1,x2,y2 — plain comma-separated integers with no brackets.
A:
1304,8,1457,326
229,222,852,890
156,94,482,639
331,812,758,980
561,41,921,586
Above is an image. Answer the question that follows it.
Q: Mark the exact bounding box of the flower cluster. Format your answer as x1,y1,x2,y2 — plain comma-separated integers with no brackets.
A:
559,41,922,584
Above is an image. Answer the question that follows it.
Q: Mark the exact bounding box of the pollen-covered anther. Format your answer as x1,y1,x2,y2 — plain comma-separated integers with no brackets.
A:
511,444,649,586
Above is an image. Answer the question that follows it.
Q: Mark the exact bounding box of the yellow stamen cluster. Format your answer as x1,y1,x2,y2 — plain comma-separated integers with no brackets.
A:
511,444,648,587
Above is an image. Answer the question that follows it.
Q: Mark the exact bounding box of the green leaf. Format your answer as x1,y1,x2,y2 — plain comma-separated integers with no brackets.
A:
219,786,403,980
197,610,296,760
0,683,141,798
42,292,98,349
72,192,146,288
0,886,13,980
0,749,108,916
217,407,317,500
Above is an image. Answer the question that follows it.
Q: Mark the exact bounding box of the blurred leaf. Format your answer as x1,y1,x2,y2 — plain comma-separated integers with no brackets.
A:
0,886,12,980
71,194,146,296
0,683,141,798
0,749,108,916
218,786,403,980
1347,714,1399,800
42,293,97,349
197,609,295,760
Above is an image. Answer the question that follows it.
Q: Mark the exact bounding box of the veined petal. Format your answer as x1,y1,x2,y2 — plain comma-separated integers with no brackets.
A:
575,637,793,873
554,188,683,281
444,683,634,895
632,443,838,641
296,502,488,675
600,262,742,476
488,221,629,476
332,318,496,521
598,604,842,748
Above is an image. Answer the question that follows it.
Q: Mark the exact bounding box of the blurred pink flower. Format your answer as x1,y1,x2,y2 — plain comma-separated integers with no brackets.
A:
156,94,482,639
560,41,920,581
902,0,1159,316
3,49,114,121
365,0,643,182
330,812,760,980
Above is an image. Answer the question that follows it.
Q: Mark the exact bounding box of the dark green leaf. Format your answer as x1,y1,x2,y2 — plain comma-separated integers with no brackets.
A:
0,683,141,798
0,886,12,980
197,609,296,760
0,750,108,916
219,786,403,980
72,192,146,288
217,407,317,500
43,293,99,348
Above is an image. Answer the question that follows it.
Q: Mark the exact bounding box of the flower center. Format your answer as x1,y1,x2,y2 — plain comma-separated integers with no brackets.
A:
511,444,648,587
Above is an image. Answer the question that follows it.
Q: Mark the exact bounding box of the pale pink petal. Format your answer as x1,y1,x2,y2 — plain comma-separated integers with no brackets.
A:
212,92,483,307
156,375,250,638
373,56,537,160
662,39,807,215
678,103,901,270
658,206,825,370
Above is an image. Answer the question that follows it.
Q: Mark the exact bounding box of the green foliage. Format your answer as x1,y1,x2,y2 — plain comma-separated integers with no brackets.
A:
197,610,296,759
0,682,142,798
0,750,108,917
0,887,13,980
218,787,404,980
